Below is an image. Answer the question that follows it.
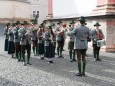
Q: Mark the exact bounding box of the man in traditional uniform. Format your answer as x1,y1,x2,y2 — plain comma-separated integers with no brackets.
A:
19,21,32,66
51,23,57,55
8,23,15,58
67,21,76,62
30,21,38,56
13,21,22,62
56,21,66,58
67,17,90,76
44,26,55,63
91,22,104,61
37,25,44,58
4,23,10,51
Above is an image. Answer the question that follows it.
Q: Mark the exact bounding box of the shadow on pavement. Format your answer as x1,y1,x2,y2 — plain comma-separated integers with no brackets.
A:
0,77,22,86
29,54,115,86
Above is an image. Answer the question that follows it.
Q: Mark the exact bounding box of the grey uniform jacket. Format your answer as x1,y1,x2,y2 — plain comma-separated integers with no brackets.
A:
67,25,90,49
4,27,9,39
37,31,43,43
44,31,51,46
13,27,20,43
56,26,66,41
67,27,75,42
53,29,56,42
31,27,38,41
8,28,14,41
18,27,32,45
91,29,104,44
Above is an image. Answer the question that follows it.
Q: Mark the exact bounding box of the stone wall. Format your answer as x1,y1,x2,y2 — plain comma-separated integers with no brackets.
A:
48,15,115,52
0,1,30,23
86,18,107,51
106,19,115,52
14,1,30,19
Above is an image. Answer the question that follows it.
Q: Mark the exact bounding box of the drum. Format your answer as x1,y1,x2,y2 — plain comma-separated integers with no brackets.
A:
97,39,106,47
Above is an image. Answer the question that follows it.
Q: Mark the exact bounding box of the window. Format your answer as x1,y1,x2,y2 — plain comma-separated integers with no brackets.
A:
33,11,36,14
37,11,39,15
32,11,39,18
33,11,36,18
37,11,39,17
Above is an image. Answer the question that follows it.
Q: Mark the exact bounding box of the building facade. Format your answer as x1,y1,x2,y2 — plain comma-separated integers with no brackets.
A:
29,0,48,24
47,0,115,52
0,0,30,23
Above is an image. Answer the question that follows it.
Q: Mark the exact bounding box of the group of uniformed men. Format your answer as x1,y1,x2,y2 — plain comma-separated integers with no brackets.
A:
4,16,104,76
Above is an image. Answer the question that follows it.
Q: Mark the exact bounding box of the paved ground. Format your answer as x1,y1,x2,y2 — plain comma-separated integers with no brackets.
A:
0,25,115,86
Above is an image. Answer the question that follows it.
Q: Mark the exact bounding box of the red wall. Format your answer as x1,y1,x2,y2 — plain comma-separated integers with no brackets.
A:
97,0,108,5
48,0,52,15
108,0,115,3
97,0,115,6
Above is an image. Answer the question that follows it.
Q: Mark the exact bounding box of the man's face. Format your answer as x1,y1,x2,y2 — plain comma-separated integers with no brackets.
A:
24,24,28,28
17,24,21,28
8,26,11,28
96,26,99,30
11,26,15,28
34,24,38,27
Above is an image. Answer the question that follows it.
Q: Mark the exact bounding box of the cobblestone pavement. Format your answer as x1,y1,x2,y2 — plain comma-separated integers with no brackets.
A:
0,25,115,86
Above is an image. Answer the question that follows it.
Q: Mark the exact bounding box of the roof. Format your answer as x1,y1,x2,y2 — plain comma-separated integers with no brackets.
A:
16,0,30,3
1,0,30,3
47,14,115,21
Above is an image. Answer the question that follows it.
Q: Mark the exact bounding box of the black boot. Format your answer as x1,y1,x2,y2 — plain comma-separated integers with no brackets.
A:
33,47,35,55
27,53,32,65
22,53,26,66
69,50,72,61
82,61,86,76
93,51,97,61
19,51,23,61
96,51,101,61
60,47,64,58
12,54,15,58
57,47,60,57
36,46,38,56
16,51,19,61
48,59,53,64
54,45,57,55
76,62,82,76
72,50,76,62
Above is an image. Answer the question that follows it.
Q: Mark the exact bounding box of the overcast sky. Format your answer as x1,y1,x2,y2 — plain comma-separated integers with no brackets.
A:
53,0,97,17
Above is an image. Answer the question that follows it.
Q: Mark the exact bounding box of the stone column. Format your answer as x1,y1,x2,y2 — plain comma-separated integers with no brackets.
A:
93,0,115,52
47,0,53,19
93,0,115,15
106,19,115,52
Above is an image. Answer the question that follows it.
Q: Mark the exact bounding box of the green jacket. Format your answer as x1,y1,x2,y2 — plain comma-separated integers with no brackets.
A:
4,27,9,39
18,27,32,45
8,28,14,41
44,31,51,46
67,27,75,42
13,27,20,43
